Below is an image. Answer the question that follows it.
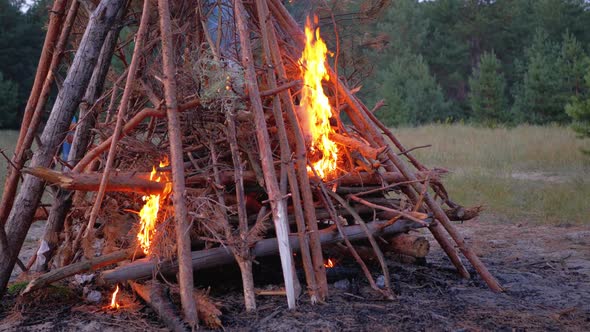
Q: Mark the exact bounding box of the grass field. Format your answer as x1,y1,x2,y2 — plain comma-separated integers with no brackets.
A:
0,125,588,224
394,124,590,225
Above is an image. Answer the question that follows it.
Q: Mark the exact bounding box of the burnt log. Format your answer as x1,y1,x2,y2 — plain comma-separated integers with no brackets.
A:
99,218,429,284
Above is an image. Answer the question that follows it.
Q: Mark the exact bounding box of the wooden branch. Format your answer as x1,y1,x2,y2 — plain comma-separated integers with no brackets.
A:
234,0,296,309
73,98,200,173
22,248,136,294
329,132,386,160
23,167,166,195
259,80,301,97
84,0,152,239
0,0,70,245
157,0,198,325
99,219,429,284
255,0,319,304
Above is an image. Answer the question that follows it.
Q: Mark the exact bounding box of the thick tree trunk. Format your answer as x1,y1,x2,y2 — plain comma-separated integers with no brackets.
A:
33,7,125,272
0,0,125,299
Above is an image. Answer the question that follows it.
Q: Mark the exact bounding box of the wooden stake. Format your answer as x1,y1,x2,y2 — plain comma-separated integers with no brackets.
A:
0,0,125,300
34,10,126,271
157,0,199,326
254,0,319,303
226,112,257,311
234,0,297,310
264,2,329,300
84,0,152,239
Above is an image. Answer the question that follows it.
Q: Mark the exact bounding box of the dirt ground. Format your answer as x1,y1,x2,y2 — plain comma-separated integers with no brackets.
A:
1,217,589,331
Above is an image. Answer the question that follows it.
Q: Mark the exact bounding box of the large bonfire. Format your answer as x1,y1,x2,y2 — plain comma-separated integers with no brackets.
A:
0,0,501,329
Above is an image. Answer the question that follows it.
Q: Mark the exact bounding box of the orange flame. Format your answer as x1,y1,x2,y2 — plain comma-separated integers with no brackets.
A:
110,285,120,309
299,16,338,179
137,159,171,255
324,258,335,268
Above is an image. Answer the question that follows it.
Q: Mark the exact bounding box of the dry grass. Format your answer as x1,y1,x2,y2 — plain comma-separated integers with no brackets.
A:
394,124,590,225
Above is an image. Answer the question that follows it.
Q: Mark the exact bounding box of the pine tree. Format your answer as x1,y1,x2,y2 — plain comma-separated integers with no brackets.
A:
375,51,450,126
512,30,569,124
560,32,589,97
566,71,590,153
468,51,507,125
0,72,19,129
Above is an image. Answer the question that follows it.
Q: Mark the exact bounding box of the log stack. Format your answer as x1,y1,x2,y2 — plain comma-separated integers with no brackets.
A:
0,0,502,328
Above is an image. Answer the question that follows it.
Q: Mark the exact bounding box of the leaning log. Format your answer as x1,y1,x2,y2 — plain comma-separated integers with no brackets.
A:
99,218,430,284
22,248,137,294
0,0,126,299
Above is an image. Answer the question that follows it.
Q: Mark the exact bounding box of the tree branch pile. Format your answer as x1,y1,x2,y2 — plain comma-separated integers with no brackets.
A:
0,0,501,327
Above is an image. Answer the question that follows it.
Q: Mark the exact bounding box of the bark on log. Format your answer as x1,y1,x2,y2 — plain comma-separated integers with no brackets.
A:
384,234,430,258
0,0,125,299
99,219,429,284
130,281,190,332
23,167,165,195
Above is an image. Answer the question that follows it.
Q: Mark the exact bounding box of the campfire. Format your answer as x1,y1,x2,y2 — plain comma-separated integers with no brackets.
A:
0,0,502,330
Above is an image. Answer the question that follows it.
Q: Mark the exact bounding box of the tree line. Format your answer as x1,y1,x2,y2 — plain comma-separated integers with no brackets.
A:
1,0,589,141
288,0,590,140
357,0,590,135
0,0,47,129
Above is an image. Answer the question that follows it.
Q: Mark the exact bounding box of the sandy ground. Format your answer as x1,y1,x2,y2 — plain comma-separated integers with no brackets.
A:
1,217,589,331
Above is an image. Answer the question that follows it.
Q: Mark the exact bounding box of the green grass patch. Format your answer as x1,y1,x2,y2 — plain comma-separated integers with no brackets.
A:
394,124,590,225
6,281,28,295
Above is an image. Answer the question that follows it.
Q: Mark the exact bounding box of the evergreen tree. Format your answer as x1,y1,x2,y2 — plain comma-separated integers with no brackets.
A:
512,30,569,124
375,51,450,127
0,72,19,129
468,51,507,125
566,71,590,153
560,32,589,97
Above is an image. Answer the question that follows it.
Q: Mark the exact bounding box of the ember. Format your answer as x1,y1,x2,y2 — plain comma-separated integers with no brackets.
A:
299,16,339,180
